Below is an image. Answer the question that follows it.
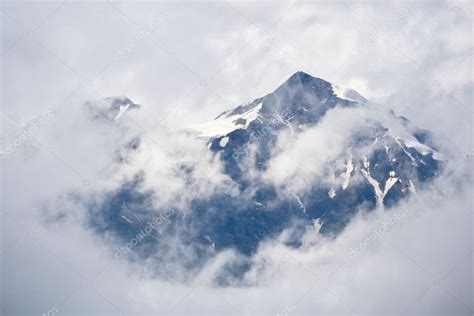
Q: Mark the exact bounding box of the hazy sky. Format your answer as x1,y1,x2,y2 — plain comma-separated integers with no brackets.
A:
1,1,473,315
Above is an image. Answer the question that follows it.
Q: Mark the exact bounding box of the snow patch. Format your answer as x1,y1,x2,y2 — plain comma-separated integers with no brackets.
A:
312,218,323,233
409,180,417,195
219,136,229,147
384,176,399,196
361,162,399,210
187,103,263,137
331,84,367,103
401,136,444,161
114,104,130,121
342,152,354,190
290,192,306,213
328,187,336,199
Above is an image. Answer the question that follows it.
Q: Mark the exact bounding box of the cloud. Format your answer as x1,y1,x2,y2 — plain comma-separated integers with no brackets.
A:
262,105,371,187
1,0,472,315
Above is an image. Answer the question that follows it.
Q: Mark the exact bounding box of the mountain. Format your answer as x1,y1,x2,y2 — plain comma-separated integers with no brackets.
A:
188,71,367,138
87,71,443,282
84,96,140,122
189,71,441,217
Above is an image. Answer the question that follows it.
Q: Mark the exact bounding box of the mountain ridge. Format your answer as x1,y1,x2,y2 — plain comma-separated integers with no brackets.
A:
188,71,367,138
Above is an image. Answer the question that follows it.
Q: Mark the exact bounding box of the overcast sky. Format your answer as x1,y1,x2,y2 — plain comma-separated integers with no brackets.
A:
1,1,473,315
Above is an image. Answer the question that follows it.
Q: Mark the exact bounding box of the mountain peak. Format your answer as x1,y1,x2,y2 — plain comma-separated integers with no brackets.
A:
289,70,314,80
188,72,368,138
85,96,140,122
281,71,330,88
275,71,367,105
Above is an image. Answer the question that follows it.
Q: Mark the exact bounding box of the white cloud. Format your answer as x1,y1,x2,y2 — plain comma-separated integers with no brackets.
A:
1,0,472,315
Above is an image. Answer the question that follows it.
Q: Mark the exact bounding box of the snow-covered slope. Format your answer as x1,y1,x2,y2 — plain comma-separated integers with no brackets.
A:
187,100,263,138
331,84,367,103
